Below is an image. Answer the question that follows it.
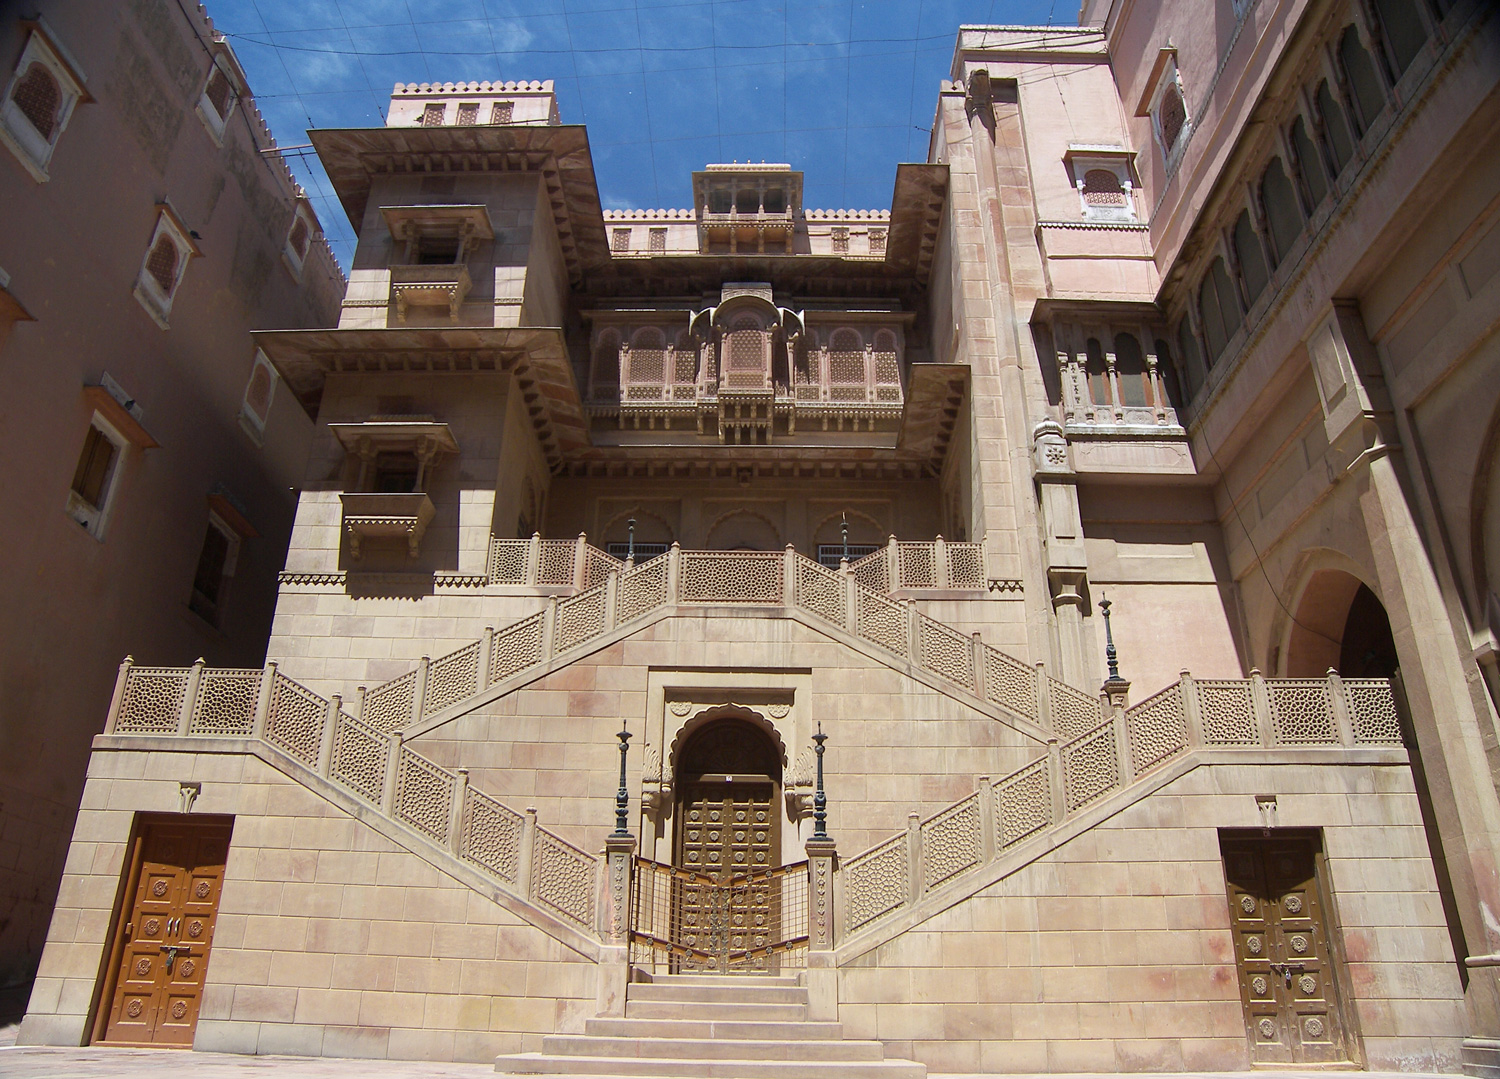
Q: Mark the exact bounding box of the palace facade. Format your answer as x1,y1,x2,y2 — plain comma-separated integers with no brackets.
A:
16,0,1500,1073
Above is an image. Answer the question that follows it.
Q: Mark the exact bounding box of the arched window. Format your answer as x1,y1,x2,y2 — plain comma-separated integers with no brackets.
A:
1177,319,1205,398
287,218,310,260
828,328,866,401
12,62,60,139
1372,0,1428,77
591,330,620,399
1158,82,1188,156
1154,338,1184,408
1338,27,1387,134
1085,338,1110,405
145,235,180,295
1290,117,1329,208
1316,81,1355,175
1261,159,1304,265
1114,333,1150,407
1233,210,1270,305
1082,169,1129,220
1199,257,1241,364
723,315,769,389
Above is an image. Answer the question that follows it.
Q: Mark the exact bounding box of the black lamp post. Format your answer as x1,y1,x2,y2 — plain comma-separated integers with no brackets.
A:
1099,594,1120,682
612,722,632,838
840,513,849,563
626,516,636,562
812,722,829,839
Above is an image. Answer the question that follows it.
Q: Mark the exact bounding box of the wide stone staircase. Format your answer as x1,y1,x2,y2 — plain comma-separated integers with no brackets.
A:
493,973,926,1079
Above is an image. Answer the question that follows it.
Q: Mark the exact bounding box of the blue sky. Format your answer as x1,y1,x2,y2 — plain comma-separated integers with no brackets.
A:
209,0,1080,268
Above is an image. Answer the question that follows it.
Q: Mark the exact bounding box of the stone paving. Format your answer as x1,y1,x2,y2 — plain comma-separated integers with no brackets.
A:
0,1045,1459,1079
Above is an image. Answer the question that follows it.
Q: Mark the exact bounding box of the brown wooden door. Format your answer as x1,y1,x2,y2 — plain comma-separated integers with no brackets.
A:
675,780,778,971
99,816,232,1046
1222,832,1351,1064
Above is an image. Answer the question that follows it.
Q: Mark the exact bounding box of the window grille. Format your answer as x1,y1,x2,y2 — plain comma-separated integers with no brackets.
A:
491,101,513,124
421,103,445,126
649,228,666,253
1158,83,1187,154
457,102,479,125
612,228,630,252
288,218,310,259
606,542,669,561
145,236,179,295
203,66,233,120
870,227,887,254
817,544,878,568
831,227,849,254
13,62,59,139
1082,169,1126,207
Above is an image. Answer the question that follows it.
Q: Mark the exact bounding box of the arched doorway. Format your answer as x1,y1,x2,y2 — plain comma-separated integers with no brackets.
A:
672,716,783,971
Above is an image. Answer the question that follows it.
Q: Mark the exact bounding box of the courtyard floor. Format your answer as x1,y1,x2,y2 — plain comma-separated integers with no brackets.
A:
0,1043,1460,1079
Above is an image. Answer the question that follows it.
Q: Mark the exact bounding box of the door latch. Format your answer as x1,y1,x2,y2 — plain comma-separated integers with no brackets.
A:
160,944,185,974
1268,961,1306,988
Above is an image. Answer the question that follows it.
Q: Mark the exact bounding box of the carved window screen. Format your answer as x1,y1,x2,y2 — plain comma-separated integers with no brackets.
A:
723,317,770,390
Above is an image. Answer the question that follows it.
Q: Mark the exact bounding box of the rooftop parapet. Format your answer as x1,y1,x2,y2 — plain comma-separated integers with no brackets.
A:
386,80,560,127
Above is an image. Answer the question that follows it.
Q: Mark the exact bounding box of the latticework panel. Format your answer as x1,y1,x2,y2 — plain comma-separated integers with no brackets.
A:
330,714,388,804
617,557,669,624
945,544,984,589
1125,682,1188,777
189,669,260,735
460,787,523,883
265,674,327,765
898,544,938,588
490,615,544,685
917,616,975,691
793,558,846,630
1049,680,1104,739
488,539,529,583
1268,681,1337,744
395,748,455,843
1197,681,1258,745
847,550,888,593
556,584,609,652
628,349,666,385
1346,680,1402,744
854,588,907,655
679,552,783,604
362,670,416,733
115,669,188,733
423,644,479,718
984,647,1037,717
1062,724,1119,811
995,759,1051,848
921,793,982,890
582,547,623,590
537,540,577,585
531,830,597,929
843,836,908,932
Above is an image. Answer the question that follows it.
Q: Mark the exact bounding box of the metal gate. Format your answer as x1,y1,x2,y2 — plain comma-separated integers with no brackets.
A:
630,858,808,974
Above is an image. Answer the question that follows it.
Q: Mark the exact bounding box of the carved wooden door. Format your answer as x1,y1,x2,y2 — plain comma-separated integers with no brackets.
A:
99,816,232,1046
1222,832,1350,1064
675,780,778,971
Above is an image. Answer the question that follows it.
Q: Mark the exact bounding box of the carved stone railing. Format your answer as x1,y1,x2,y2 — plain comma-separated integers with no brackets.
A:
846,536,985,592
487,533,623,589
105,657,598,935
838,669,1404,937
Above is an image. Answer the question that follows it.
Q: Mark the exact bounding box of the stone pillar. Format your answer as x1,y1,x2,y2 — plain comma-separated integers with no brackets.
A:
596,833,636,1018
805,837,838,1022
1033,422,1093,686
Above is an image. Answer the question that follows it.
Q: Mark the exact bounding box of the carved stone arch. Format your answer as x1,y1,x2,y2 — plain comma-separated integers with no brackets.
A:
705,508,782,551
710,294,780,334
601,508,675,546
828,326,864,351
667,704,788,783
1274,547,1384,677
811,508,885,546
630,325,666,349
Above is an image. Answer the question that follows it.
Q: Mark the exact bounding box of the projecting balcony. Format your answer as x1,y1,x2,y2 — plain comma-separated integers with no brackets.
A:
340,492,436,558
388,263,472,322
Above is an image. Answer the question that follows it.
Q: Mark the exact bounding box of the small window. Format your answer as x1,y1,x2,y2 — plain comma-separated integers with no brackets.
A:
612,227,631,253
1290,117,1330,208
1338,28,1387,134
1315,81,1355,175
831,227,849,254
373,451,421,493
1114,333,1150,407
283,204,315,277
456,102,479,125
239,351,278,445
1371,0,1429,77
490,101,513,124
1085,338,1110,405
67,417,126,537
1233,210,1270,305
0,27,87,181
421,102,445,126
416,234,461,264
870,227,887,254
133,208,196,328
1261,159,1304,265
189,515,239,626
648,228,666,253
1152,63,1190,166
196,57,240,141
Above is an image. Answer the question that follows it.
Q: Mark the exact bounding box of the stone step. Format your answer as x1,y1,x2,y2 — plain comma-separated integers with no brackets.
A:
493,1054,927,1079
641,972,802,987
584,1017,845,1041
623,999,807,1022
627,981,807,1005
540,1035,887,1062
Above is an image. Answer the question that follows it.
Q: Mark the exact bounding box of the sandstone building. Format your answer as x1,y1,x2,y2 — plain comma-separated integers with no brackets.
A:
16,0,1500,1072
0,0,342,1017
